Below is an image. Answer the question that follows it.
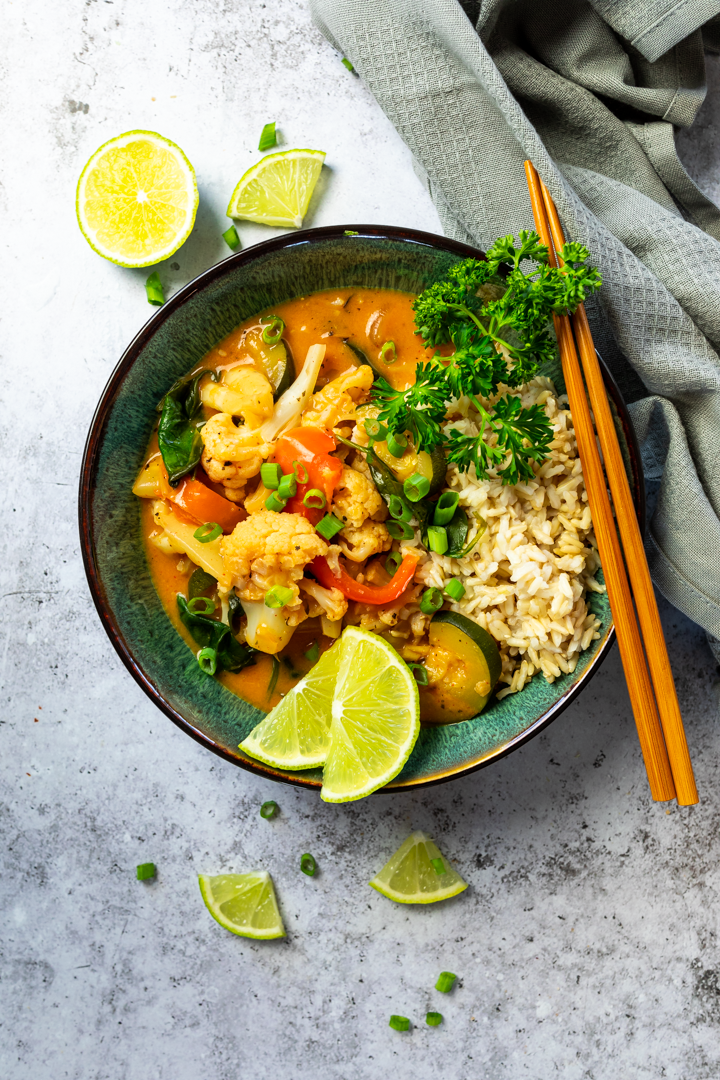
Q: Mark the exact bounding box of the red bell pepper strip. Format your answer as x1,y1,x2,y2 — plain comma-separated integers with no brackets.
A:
310,554,418,605
170,477,243,533
274,426,344,524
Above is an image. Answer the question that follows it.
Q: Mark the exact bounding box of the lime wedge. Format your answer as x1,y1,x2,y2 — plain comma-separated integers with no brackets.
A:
320,627,420,803
198,872,285,939
369,831,468,904
76,130,198,267
227,149,325,228
239,643,341,770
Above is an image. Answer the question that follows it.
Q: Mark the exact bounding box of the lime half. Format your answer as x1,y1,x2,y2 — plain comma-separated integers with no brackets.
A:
199,872,285,939
227,149,325,227
369,831,468,904
76,130,198,267
239,643,341,770
321,627,420,803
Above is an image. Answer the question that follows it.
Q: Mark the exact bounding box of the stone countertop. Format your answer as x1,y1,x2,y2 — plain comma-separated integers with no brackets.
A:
3,3,720,1078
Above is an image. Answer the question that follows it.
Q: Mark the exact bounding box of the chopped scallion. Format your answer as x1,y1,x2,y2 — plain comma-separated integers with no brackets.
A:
388,495,413,522
187,596,216,616
426,1012,443,1026
136,862,156,881
265,492,287,513
265,585,294,609
304,642,320,663
419,587,443,615
380,340,397,364
258,121,277,151
303,488,326,510
431,857,445,875
260,314,284,345
385,552,402,576
433,490,460,526
293,460,309,485
435,971,457,993
222,225,240,251
261,462,282,489
341,57,356,73
363,418,388,442
444,578,466,601
260,800,278,819
389,1015,410,1031
404,473,430,502
427,526,448,554
194,522,222,544
300,853,317,876
386,431,407,457
197,647,217,675
277,473,297,500
145,272,164,306
344,228,359,235
408,663,428,686
315,514,344,540
386,520,414,540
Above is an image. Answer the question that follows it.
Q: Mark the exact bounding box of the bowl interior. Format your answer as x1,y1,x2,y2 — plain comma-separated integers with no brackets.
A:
81,226,641,790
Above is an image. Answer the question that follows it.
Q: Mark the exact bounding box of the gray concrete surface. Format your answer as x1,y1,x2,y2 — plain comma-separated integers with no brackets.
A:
3,3,720,1078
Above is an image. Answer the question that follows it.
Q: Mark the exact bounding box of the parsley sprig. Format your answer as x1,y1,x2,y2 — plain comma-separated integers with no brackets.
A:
370,231,601,484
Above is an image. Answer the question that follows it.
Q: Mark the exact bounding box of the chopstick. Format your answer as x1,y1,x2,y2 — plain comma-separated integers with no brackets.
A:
536,174,698,807
524,160,677,803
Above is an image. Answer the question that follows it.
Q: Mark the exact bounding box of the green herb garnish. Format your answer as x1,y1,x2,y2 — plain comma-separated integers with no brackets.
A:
258,121,277,151
389,1015,410,1031
435,971,457,993
222,225,240,251
426,1011,443,1026
145,272,164,306
300,853,317,876
136,862,156,881
260,800,278,819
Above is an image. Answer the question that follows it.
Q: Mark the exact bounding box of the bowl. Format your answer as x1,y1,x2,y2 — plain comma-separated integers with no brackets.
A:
79,224,644,791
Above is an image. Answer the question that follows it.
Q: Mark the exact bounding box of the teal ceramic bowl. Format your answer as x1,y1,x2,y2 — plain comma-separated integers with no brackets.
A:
79,225,643,791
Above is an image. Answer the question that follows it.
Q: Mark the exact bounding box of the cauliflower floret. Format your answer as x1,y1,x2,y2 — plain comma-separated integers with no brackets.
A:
221,511,328,615
201,366,274,429
200,412,268,497
331,464,384,529
302,365,374,429
338,520,392,563
300,579,348,621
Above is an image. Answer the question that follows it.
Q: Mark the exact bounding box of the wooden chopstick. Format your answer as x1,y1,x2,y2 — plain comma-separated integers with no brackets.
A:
524,160,676,803
537,176,698,807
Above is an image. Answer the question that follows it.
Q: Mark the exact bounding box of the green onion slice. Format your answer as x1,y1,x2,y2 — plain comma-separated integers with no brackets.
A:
341,57,355,72
136,862,156,881
222,225,240,251
304,642,320,663
386,520,414,540
260,315,284,345
385,552,402,576
145,271,164,306
265,492,287,513
386,431,408,458
380,340,397,364
260,800,278,819
388,495,413,522
278,473,297,500
419,587,443,615
404,473,430,502
258,121,277,151
431,857,445,875
264,585,294,609
444,578,466,601
433,490,460,526
426,1012,443,1026
187,596,215,616
303,488,326,510
194,522,222,544
363,418,387,442
435,971,457,993
197,647,217,675
300,853,317,877
427,525,449,554
408,663,428,686
315,514,344,540
261,462,282,489
388,1015,410,1032
293,460,309,485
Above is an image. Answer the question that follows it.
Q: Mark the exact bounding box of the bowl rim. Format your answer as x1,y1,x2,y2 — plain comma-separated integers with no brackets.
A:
79,222,645,791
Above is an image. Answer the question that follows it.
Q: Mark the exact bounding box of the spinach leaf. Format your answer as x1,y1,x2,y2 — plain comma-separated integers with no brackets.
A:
227,588,244,631
366,445,432,533
188,567,217,599
445,504,470,556
177,595,256,674
158,369,217,486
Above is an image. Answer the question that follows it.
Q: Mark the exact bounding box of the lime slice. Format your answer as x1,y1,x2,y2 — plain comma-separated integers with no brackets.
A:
320,627,420,803
369,831,468,904
239,643,341,770
198,872,285,939
226,149,326,228
76,130,198,267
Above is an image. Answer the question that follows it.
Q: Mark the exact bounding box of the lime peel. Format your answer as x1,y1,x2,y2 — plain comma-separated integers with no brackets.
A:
198,871,285,939
369,830,468,904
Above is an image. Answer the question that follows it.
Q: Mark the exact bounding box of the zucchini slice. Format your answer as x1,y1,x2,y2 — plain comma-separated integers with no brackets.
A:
241,326,294,399
420,610,501,724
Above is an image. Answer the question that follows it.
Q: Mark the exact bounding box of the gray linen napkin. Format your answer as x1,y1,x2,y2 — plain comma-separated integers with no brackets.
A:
311,0,720,655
